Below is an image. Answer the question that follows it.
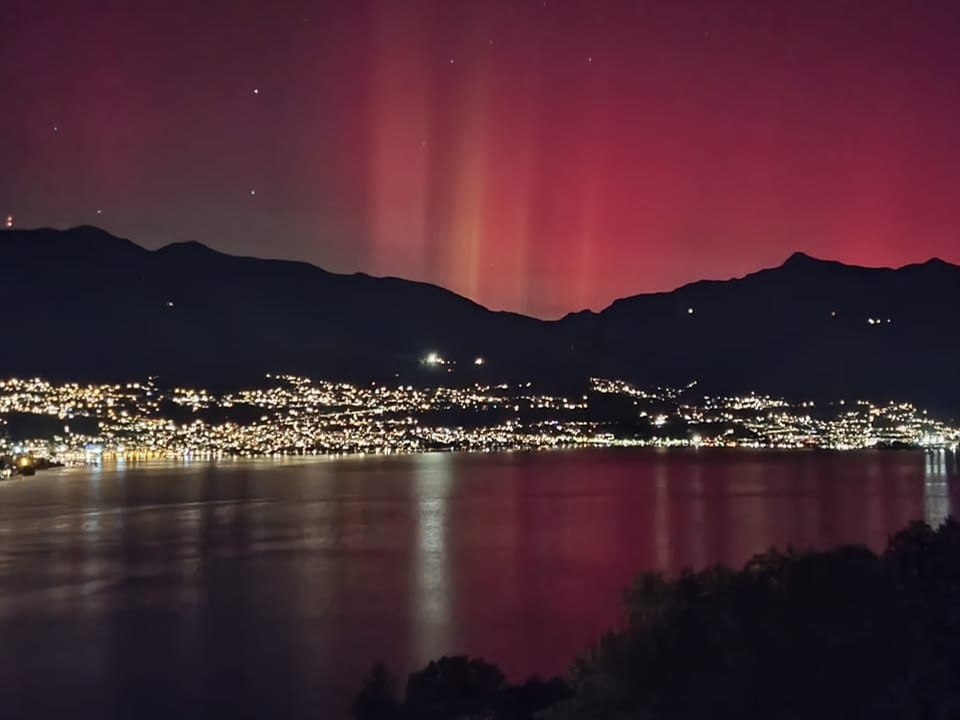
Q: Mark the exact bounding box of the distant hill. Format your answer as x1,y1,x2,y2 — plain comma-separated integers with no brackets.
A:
561,250,960,414
2,226,958,413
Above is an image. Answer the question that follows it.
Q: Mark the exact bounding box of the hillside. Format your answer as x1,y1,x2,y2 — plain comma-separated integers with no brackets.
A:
2,227,958,413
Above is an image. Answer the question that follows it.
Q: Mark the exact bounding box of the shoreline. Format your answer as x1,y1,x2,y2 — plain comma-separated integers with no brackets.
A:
11,442,957,479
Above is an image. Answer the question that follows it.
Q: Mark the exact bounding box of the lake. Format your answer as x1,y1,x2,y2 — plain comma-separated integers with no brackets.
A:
1,448,957,719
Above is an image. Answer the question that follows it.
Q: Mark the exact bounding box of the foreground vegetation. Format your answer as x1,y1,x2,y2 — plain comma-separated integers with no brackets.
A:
354,518,960,719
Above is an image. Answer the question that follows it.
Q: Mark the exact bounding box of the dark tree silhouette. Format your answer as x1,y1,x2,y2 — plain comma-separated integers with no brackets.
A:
352,663,400,720
355,518,960,720
352,657,570,720
404,656,505,720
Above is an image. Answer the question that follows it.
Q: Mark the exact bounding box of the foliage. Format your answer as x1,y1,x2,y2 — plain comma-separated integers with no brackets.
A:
355,518,960,720
352,656,571,720
567,517,960,719
352,663,401,720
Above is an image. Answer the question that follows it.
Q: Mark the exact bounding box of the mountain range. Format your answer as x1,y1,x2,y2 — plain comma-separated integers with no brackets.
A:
2,226,958,414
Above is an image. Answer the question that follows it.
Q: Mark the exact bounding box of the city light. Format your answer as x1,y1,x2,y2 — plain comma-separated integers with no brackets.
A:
0,375,957,467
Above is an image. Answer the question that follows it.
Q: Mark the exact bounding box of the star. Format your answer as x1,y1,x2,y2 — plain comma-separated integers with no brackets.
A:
253,88,259,95
250,189,256,196
587,56,593,63
449,58,455,64
96,209,102,215
52,125,59,132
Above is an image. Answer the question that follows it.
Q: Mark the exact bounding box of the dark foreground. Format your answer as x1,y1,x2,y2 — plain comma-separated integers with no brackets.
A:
356,517,960,719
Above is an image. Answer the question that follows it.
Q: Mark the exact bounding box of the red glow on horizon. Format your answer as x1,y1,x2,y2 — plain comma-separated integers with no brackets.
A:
1,1,959,317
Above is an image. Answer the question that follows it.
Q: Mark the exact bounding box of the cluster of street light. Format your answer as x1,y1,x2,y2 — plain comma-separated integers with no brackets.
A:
593,379,960,450
0,374,957,468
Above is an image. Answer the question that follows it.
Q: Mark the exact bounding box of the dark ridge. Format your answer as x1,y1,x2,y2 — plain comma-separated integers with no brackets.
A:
560,308,599,321
2,226,959,413
920,257,951,268
777,251,855,272
156,240,226,256
783,250,819,265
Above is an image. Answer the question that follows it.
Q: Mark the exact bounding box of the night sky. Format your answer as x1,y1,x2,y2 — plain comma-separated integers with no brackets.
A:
2,1,959,318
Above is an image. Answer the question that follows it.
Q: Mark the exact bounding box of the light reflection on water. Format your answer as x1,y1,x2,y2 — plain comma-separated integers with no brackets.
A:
413,452,453,664
0,448,956,719
925,449,954,529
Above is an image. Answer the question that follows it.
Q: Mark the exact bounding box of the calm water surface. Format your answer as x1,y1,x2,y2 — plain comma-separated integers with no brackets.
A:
1,448,957,719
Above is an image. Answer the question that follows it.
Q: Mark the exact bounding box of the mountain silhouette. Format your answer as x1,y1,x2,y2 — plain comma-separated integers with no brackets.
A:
2,226,958,413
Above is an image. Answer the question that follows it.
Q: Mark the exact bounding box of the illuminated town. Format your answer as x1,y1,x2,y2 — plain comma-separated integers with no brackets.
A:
1,373,958,474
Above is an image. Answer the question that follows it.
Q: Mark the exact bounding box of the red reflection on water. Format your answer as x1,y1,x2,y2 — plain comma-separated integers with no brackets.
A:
0,449,954,719
423,450,936,683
